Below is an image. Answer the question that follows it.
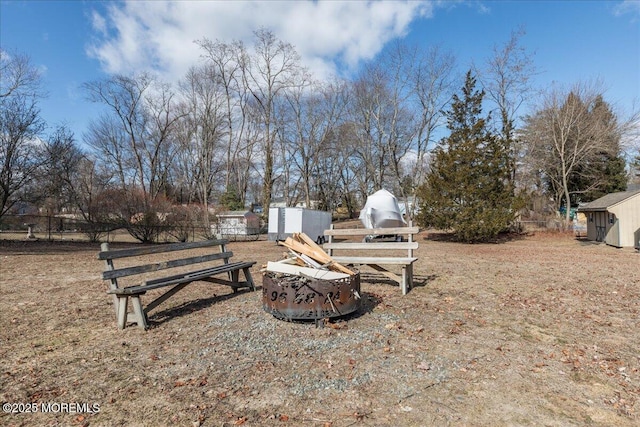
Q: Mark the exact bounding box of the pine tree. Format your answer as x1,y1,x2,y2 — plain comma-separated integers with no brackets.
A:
417,71,518,242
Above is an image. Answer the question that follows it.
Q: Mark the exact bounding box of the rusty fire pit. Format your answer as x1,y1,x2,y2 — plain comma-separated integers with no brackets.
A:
262,271,361,324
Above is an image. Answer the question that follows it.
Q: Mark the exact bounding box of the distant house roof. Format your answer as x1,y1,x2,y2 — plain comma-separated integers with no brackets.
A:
217,210,257,217
578,189,640,212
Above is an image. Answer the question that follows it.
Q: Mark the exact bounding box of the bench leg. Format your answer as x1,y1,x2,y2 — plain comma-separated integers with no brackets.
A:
115,295,148,330
117,296,129,330
231,270,240,293
131,296,148,330
408,264,414,292
243,267,256,291
401,264,414,295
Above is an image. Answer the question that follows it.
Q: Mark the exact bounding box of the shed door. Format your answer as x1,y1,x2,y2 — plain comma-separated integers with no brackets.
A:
594,212,607,242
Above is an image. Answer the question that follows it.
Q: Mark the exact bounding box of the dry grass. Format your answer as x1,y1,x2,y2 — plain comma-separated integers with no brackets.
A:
0,231,639,427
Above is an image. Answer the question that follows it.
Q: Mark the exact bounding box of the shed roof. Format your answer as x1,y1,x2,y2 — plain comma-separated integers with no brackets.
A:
217,210,257,217
578,189,640,212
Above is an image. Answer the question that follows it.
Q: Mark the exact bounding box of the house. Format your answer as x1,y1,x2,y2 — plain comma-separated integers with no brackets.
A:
269,198,320,210
214,211,261,236
577,189,640,248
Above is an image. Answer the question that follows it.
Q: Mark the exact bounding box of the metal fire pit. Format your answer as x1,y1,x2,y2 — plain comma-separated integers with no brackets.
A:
262,272,360,323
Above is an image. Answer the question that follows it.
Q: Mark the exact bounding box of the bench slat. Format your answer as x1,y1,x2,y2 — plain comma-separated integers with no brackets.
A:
97,239,229,260
102,251,234,280
331,256,417,265
324,227,419,236
107,261,256,295
323,242,418,251
144,261,255,287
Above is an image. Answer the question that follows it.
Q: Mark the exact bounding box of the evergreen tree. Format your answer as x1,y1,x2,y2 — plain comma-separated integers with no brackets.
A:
417,71,518,242
219,186,244,211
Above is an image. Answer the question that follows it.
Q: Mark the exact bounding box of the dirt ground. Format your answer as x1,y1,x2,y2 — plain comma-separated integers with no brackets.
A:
0,230,639,427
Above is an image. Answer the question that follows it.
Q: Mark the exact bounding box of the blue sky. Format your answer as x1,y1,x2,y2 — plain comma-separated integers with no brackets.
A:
1,0,639,145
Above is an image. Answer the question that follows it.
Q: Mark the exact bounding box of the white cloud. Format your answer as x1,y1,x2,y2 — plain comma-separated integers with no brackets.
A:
90,10,107,36
613,0,640,20
86,0,435,82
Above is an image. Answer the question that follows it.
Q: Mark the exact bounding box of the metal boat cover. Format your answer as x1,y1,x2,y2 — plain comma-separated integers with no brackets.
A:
359,189,407,229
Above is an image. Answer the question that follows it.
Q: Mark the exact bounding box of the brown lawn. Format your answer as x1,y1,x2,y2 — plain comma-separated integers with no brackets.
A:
0,230,638,426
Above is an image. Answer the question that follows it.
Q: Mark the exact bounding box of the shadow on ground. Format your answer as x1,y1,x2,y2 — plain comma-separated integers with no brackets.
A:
148,288,252,327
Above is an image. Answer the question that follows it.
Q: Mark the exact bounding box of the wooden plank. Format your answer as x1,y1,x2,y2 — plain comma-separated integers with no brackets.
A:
294,232,329,254
401,266,408,295
291,233,356,275
101,242,121,317
369,264,401,283
283,236,327,262
331,256,417,265
324,227,419,236
107,261,257,294
117,296,128,330
98,239,229,260
102,251,234,280
323,242,419,251
403,264,414,295
131,296,149,329
144,282,189,313
265,261,350,280
280,238,355,275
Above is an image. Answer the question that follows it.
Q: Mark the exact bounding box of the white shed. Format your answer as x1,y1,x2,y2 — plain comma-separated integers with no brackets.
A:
578,189,640,248
214,211,260,236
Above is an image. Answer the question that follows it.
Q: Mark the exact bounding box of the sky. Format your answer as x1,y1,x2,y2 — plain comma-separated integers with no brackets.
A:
1,0,639,146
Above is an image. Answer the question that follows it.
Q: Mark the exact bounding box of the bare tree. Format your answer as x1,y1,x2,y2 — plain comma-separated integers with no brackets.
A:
177,64,227,228
405,44,456,217
83,73,183,242
475,28,538,189
84,115,131,190
38,125,83,213
0,50,42,99
196,38,255,204
284,79,350,209
241,28,306,214
0,50,46,218
84,73,182,200
71,155,114,241
522,83,626,222
325,121,361,217
349,46,417,202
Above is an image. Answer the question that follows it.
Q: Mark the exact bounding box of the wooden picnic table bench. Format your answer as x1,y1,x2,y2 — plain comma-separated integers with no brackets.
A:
98,239,256,330
323,224,419,295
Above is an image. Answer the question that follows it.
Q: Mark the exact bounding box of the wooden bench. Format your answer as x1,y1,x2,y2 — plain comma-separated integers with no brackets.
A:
98,239,256,330
323,225,419,295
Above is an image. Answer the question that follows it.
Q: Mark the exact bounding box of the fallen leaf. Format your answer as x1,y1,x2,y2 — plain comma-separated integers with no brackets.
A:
279,414,289,421
417,362,431,371
326,322,347,330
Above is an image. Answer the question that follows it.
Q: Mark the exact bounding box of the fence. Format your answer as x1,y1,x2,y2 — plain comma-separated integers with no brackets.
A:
1,214,583,243
517,219,586,236
0,214,265,243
